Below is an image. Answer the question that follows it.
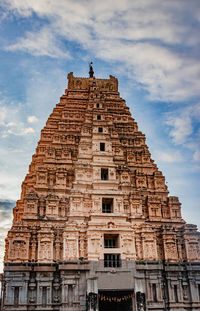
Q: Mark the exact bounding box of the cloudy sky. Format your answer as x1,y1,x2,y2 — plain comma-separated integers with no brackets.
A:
0,0,200,271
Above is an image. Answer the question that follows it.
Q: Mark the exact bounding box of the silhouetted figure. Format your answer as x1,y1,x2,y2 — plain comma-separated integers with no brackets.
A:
89,62,94,77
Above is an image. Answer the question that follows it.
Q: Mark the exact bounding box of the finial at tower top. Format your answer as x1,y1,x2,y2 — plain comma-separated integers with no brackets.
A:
89,61,94,78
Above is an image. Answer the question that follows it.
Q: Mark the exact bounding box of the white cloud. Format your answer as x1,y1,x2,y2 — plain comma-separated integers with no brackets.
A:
0,100,37,137
6,27,71,58
27,115,38,123
166,115,193,145
154,150,183,163
23,127,35,134
165,103,200,160
2,0,200,102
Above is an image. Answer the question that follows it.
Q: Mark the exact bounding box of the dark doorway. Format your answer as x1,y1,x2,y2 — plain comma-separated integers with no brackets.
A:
99,290,133,311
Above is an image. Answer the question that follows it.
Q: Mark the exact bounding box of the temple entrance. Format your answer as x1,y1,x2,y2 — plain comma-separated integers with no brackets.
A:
99,290,134,311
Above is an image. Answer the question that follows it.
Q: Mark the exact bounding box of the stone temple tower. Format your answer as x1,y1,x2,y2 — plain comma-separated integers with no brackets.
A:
2,70,200,311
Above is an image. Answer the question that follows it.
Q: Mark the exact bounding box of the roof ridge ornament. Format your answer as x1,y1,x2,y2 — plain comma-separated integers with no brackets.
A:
89,61,94,78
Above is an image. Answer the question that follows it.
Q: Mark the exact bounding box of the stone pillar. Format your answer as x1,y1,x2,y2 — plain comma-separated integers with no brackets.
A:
87,277,98,311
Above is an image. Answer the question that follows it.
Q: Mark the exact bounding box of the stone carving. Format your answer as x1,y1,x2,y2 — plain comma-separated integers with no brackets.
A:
39,238,52,261
164,241,178,261
64,236,78,260
143,240,157,260
2,71,200,311
10,239,27,260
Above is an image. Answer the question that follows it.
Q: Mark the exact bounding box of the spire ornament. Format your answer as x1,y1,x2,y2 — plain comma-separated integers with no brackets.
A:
89,61,94,78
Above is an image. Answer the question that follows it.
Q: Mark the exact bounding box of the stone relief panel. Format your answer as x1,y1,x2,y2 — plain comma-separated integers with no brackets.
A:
168,196,182,219
70,196,83,214
76,168,92,182
83,197,92,214
122,234,136,260
47,171,56,186
81,126,92,136
38,237,53,262
62,148,72,160
143,239,157,260
130,198,143,217
135,236,142,260
46,147,55,159
79,232,87,259
63,233,78,260
78,143,92,156
164,241,178,262
148,204,162,218
56,171,66,186
114,198,123,213
46,196,59,217
120,172,131,185
142,233,158,260
92,197,101,213
185,239,200,261
24,200,38,216
87,233,102,260
136,176,147,189
37,170,48,185
8,235,29,261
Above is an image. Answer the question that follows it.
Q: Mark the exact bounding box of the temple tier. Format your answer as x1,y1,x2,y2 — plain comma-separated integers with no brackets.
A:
2,73,200,311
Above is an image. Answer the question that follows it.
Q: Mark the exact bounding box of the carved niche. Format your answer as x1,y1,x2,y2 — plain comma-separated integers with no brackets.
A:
136,175,147,189
8,233,30,261
147,195,162,219
63,233,78,260
120,172,131,185
70,197,82,214
92,197,101,213
122,234,136,259
24,190,39,216
46,194,59,217
184,234,200,262
56,171,66,186
129,197,143,217
88,233,101,258
142,239,157,260
142,231,158,260
162,233,178,262
38,233,53,262
37,170,47,185
168,196,182,219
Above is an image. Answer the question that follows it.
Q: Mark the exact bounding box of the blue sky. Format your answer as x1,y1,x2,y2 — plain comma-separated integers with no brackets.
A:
0,0,200,271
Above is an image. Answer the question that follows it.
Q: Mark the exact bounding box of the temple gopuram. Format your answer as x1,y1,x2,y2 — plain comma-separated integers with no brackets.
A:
1,69,200,311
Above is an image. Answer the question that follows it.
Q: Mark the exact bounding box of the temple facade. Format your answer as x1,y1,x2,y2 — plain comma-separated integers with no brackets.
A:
1,72,200,311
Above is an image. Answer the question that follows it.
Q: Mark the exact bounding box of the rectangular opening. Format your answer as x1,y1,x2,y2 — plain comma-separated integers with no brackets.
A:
102,198,113,213
14,287,19,306
174,285,178,302
100,142,105,151
96,103,100,108
42,287,47,307
152,284,157,302
198,284,200,300
97,115,101,120
104,234,119,248
99,290,133,311
101,168,108,180
68,285,73,307
98,127,103,133
104,254,121,267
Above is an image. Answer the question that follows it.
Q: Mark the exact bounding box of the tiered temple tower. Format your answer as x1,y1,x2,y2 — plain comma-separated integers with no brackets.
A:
2,71,200,311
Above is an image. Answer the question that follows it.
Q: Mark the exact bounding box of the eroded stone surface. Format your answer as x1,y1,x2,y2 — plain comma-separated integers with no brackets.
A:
2,73,200,311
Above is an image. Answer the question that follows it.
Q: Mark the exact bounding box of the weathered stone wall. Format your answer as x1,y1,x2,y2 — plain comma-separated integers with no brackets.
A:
2,73,200,310
2,261,200,310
